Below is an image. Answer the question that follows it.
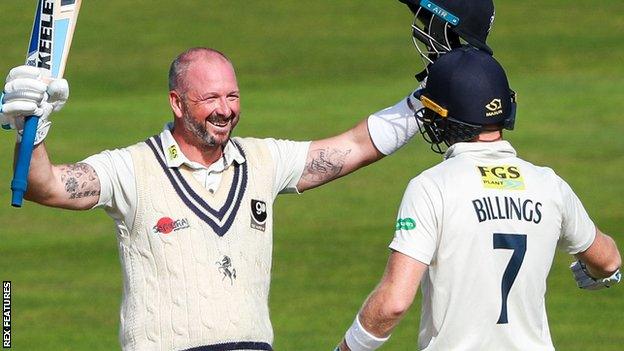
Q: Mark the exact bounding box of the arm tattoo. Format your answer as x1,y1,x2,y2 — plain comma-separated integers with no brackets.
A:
301,148,351,184
59,163,101,200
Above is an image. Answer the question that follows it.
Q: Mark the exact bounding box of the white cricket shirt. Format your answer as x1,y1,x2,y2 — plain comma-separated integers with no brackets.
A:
390,141,595,351
82,123,310,234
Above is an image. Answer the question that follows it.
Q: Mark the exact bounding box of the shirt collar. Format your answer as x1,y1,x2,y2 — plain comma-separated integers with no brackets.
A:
444,140,517,160
159,123,246,170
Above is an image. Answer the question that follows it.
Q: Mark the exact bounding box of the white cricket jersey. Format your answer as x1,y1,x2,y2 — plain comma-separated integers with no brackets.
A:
83,124,309,234
389,141,595,351
82,125,310,351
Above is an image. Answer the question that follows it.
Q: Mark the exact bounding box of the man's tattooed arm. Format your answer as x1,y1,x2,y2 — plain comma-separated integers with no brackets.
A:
58,163,101,201
294,119,385,192
30,162,102,209
299,147,352,189
21,143,102,210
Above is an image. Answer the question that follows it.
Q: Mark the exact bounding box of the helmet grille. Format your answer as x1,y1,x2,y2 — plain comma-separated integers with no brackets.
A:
418,109,483,154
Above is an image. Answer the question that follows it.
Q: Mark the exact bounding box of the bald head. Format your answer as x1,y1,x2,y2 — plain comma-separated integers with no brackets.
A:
167,47,241,154
168,47,233,93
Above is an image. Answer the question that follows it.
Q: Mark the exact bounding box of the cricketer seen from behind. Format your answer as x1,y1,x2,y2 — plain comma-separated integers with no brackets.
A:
335,47,621,351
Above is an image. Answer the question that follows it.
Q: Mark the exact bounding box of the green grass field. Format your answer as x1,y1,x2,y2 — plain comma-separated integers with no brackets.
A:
1,0,623,349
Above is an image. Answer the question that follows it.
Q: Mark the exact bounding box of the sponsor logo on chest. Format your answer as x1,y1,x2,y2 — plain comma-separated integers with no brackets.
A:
152,217,190,234
250,199,267,232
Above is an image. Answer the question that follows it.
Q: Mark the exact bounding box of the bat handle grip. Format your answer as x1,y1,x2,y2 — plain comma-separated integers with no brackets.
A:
11,115,39,207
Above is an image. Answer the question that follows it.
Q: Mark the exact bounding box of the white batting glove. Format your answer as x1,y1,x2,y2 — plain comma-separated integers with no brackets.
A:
570,260,621,290
0,65,69,145
367,81,426,155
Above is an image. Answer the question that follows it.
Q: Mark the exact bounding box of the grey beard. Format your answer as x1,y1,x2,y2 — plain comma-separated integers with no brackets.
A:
182,112,218,149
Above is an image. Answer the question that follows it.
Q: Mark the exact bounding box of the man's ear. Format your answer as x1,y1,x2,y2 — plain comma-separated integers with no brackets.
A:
169,90,184,118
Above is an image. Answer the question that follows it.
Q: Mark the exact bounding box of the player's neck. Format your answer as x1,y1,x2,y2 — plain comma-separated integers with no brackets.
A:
475,130,503,142
172,131,224,167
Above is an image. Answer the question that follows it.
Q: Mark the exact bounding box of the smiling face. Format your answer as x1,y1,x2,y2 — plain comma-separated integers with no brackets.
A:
169,51,240,150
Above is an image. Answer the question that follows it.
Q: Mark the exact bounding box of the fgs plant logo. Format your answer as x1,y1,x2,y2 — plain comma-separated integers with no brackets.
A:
477,165,525,190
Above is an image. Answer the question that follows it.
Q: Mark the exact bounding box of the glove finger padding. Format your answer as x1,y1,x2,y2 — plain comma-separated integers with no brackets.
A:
4,78,48,96
1,65,65,145
46,78,69,111
1,66,52,119
1,100,44,118
6,65,45,83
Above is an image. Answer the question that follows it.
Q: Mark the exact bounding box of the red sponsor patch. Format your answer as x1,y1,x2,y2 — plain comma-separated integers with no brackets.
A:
155,217,175,234
152,217,190,234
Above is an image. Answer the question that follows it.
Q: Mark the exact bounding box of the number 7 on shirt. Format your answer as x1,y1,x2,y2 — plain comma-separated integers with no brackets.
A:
493,233,527,324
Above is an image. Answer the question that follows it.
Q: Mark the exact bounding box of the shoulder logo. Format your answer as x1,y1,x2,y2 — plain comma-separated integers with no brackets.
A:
477,166,525,190
250,199,267,231
396,218,416,231
485,99,503,117
152,217,190,234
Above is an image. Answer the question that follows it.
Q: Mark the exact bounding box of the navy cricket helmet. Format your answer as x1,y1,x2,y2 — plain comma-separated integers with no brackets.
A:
413,46,516,153
399,0,495,79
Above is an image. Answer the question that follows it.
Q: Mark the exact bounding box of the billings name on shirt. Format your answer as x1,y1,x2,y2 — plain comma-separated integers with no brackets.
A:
472,196,542,224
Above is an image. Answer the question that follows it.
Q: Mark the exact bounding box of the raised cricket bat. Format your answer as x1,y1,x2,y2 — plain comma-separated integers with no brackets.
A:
11,0,82,207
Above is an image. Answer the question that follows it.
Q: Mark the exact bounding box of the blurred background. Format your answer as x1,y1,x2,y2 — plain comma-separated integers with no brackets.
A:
0,0,622,349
